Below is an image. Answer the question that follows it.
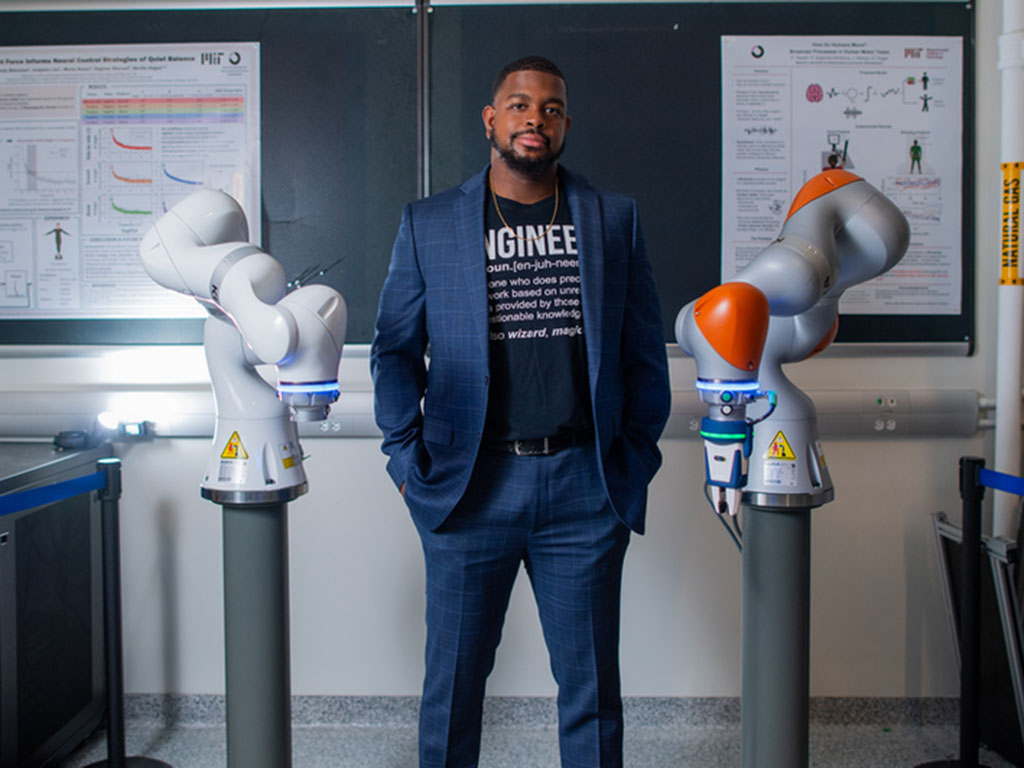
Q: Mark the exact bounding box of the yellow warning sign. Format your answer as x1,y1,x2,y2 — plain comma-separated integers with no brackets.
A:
280,441,296,469
220,431,249,460
1003,162,1023,286
765,430,796,461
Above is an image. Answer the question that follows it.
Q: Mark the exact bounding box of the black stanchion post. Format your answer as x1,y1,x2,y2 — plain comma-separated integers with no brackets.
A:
959,456,985,767
915,455,990,768
85,457,171,768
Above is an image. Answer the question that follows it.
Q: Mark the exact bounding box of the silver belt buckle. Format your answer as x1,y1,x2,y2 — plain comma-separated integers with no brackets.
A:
513,438,551,456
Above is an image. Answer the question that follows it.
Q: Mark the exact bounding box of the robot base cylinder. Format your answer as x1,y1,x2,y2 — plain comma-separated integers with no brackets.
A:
741,503,811,768
222,502,292,768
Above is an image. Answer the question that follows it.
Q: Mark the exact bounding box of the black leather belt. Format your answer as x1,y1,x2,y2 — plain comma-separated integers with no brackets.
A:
483,429,594,457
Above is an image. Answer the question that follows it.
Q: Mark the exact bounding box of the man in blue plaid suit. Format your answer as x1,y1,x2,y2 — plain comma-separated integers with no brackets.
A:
371,55,671,767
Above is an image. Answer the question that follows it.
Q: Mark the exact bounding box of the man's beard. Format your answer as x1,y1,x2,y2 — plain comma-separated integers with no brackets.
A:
491,130,565,178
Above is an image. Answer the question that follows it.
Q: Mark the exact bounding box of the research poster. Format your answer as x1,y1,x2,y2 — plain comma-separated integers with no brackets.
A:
721,35,963,315
0,43,260,319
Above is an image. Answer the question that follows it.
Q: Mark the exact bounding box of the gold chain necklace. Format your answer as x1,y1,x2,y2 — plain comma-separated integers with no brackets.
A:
489,170,559,242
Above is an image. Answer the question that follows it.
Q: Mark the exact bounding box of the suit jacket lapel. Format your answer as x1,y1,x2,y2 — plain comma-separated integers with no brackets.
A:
564,169,604,378
455,169,489,365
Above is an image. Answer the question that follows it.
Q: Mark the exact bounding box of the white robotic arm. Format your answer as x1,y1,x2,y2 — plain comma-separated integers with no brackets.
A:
140,190,347,500
141,189,346,418
677,169,909,517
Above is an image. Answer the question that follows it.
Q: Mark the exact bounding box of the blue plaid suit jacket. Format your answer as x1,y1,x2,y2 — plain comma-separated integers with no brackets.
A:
371,166,671,533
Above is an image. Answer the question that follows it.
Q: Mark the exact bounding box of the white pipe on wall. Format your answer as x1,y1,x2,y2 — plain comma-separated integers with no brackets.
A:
994,0,1024,539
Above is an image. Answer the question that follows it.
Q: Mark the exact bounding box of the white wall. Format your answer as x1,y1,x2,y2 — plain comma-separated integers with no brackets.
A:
0,0,1001,699
101,358,987,699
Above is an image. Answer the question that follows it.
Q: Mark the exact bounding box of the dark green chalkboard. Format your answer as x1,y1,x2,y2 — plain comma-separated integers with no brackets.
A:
0,2,974,349
0,6,419,344
429,2,975,350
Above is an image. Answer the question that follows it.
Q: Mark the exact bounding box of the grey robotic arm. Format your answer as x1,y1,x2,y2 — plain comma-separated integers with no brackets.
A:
676,169,910,516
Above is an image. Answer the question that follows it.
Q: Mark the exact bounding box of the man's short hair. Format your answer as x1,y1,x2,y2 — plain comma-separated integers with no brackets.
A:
491,56,566,100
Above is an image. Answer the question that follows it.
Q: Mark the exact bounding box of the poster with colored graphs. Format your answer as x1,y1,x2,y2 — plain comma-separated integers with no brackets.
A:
721,36,963,315
0,43,259,319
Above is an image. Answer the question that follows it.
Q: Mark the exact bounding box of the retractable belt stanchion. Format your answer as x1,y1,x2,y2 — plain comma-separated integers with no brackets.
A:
85,457,171,768
916,456,991,768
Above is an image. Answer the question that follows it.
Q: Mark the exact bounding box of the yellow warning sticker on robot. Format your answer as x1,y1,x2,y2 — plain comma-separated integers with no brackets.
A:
765,430,796,461
279,440,298,470
220,431,249,460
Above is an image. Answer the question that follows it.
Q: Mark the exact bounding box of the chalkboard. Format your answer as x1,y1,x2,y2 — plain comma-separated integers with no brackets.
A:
0,7,419,344
430,1,975,350
0,2,974,348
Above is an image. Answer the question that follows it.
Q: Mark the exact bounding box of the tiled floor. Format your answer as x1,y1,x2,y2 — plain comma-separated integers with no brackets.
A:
58,696,1018,768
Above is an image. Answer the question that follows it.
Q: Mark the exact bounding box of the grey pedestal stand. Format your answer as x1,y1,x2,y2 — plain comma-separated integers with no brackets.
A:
741,503,812,768
203,486,304,768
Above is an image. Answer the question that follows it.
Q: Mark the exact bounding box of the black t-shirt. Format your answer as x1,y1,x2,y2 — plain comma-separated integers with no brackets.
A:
483,181,594,441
